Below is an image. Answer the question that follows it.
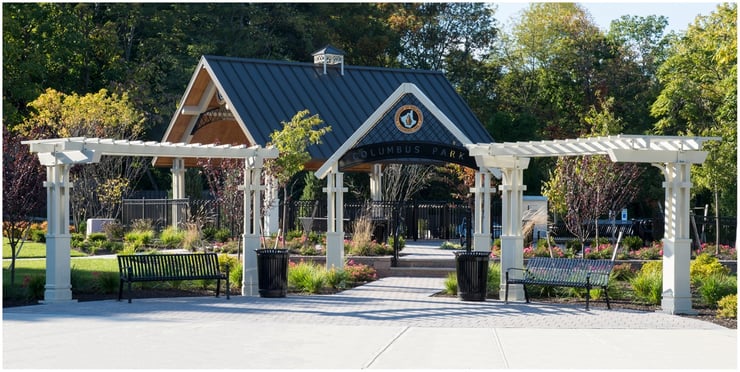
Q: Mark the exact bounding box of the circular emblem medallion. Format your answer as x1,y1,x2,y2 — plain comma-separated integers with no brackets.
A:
395,105,423,134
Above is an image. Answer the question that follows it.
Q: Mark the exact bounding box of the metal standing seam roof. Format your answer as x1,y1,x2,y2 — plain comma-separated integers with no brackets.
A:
200,55,493,162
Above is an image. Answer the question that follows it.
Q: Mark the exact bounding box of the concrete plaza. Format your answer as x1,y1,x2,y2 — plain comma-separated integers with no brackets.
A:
3,273,737,370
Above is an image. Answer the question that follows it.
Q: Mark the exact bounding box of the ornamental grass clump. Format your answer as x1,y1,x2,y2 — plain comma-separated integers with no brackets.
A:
696,273,737,308
287,261,326,294
159,226,185,248
630,261,662,305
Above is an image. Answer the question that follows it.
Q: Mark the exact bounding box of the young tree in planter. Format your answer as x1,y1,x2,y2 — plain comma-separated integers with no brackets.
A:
264,110,331,248
2,124,46,285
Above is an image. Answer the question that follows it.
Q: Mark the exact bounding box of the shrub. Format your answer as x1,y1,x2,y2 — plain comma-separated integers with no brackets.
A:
611,263,636,281
372,242,394,256
387,235,405,249
690,253,729,285
443,272,457,295
565,240,582,253
487,262,501,296
288,261,326,293
622,236,644,251
344,260,377,282
440,241,461,250
630,264,662,305
92,272,119,294
696,273,737,308
23,274,46,301
130,219,154,232
584,244,613,259
229,264,243,292
124,230,154,246
159,227,185,248
86,232,106,243
716,294,737,319
201,226,217,241
29,228,46,243
71,233,85,249
102,221,125,240
325,267,349,290
214,228,231,243
631,245,662,260
218,254,239,274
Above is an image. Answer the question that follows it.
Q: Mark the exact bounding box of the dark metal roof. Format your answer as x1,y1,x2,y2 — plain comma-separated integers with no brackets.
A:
202,55,493,162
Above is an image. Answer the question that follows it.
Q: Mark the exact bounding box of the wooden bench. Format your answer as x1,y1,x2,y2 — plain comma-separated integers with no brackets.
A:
505,257,614,310
117,253,230,303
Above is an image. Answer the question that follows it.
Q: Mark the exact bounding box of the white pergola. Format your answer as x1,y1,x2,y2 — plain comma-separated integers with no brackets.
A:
467,134,720,315
23,137,278,303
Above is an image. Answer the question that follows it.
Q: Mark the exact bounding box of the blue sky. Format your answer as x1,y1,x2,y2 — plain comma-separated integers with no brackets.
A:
494,2,722,33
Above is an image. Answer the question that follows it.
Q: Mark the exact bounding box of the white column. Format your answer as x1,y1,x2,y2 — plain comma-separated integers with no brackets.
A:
263,175,280,236
370,164,383,202
241,156,264,296
471,170,493,252
171,158,186,229
498,159,529,301
324,170,347,270
43,164,75,303
657,162,695,314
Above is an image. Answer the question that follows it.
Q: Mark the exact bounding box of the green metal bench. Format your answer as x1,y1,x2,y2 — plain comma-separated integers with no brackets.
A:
117,253,230,303
505,257,614,310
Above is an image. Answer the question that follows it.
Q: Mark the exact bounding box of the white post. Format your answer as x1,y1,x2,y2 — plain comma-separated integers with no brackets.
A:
241,156,264,296
471,170,493,252
657,162,695,314
171,158,186,229
324,170,347,270
263,175,280,236
43,164,75,303
369,164,383,219
498,159,529,301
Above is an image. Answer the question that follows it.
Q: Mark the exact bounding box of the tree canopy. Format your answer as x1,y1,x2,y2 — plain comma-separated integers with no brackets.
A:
3,2,735,224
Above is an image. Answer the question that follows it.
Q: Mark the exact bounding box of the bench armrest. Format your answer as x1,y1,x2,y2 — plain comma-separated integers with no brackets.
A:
506,267,528,277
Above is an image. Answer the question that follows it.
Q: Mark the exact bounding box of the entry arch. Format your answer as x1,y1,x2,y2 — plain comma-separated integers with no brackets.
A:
315,83,499,270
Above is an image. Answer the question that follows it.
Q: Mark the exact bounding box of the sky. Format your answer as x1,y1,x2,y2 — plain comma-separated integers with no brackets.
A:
494,2,723,33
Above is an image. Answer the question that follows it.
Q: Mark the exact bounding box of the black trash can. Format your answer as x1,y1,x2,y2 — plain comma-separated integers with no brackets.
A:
255,248,289,298
454,250,490,301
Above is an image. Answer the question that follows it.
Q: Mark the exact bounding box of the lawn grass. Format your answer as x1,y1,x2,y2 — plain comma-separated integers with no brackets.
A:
3,257,119,286
3,238,87,259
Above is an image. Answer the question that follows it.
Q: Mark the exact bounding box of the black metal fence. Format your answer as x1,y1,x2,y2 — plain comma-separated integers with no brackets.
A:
121,198,188,232
286,200,503,242
120,196,736,247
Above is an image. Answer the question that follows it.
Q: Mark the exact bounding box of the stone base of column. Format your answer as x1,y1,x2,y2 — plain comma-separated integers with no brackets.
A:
242,235,260,296
661,295,697,315
499,283,525,303
325,232,344,270
241,268,260,297
499,235,525,301
40,286,75,303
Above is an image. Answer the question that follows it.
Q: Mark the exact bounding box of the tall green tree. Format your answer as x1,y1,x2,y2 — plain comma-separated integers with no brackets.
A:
650,3,737,216
19,88,147,227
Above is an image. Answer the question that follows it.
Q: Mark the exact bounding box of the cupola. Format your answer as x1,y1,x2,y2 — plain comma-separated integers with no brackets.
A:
312,44,345,76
